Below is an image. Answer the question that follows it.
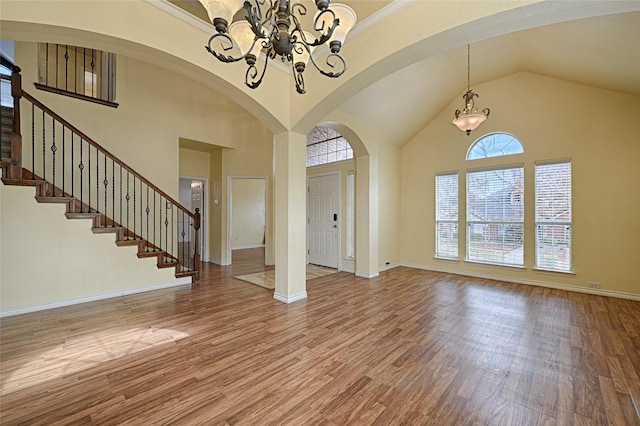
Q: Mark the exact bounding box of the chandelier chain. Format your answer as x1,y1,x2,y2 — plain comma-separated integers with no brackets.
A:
467,44,470,91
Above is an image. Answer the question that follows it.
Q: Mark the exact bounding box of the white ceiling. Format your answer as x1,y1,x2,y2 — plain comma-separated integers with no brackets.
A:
337,11,640,147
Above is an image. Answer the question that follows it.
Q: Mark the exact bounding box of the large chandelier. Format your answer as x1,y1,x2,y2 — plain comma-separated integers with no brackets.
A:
198,0,357,94
452,44,490,135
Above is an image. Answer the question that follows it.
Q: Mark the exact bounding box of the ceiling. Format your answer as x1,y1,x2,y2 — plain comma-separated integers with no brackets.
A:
170,1,640,148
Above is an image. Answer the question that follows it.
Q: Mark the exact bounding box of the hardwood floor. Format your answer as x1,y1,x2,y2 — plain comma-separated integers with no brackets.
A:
1,250,639,425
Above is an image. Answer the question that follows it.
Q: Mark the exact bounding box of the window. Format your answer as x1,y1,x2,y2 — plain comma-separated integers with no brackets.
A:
37,43,117,106
535,161,572,272
435,173,458,259
346,170,355,260
467,166,524,266
467,133,523,160
306,126,353,167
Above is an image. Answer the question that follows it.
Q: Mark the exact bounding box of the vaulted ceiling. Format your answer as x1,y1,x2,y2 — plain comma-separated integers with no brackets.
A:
169,1,640,147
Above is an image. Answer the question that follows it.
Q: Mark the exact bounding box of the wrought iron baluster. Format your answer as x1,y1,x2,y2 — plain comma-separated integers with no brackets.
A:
95,146,99,213
103,153,108,227
140,179,143,241
74,46,78,93
51,119,56,196
41,110,45,181
146,186,150,251
62,125,65,196
79,138,84,211
126,172,130,239
133,175,136,239
45,43,49,86
55,44,59,89
119,164,122,227
171,205,174,261
159,195,163,252
31,104,34,179
112,160,115,225
164,199,169,255
153,190,157,251
88,143,91,212
71,133,74,198
181,210,186,271
64,45,69,91
90,49,95,98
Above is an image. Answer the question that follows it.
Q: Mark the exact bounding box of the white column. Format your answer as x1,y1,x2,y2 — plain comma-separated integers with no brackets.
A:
355,154,379,278
273,131,307,303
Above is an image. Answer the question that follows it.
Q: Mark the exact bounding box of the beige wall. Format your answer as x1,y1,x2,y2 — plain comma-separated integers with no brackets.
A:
231,178,266,249
0,183,182,313
401,71,640,297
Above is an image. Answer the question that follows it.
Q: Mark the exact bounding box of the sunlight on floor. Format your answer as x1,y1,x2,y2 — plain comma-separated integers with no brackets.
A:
0,327,189,394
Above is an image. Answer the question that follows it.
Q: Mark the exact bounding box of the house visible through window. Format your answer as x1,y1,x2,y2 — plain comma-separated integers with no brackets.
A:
37,43,117,107
467,166,524,266
535,161,572,272
306,126,353,167
435,173,458,259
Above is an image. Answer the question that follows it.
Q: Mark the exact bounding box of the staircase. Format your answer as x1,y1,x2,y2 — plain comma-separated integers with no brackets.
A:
0,67,200,282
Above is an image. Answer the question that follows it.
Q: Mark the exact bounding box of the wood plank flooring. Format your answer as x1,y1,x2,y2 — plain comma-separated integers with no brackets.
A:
1,249,639,425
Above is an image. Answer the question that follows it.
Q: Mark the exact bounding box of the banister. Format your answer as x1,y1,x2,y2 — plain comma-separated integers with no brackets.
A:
19,89,194,218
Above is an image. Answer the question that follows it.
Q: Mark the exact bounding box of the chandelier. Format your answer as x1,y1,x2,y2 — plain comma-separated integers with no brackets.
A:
452,44,490,135
198,0,357,94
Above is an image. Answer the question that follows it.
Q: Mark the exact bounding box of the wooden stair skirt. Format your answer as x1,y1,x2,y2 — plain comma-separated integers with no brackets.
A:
1,169,196,281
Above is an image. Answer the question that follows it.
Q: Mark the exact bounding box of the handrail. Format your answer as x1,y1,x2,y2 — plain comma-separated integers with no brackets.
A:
19,90,193,218
3,65,200,280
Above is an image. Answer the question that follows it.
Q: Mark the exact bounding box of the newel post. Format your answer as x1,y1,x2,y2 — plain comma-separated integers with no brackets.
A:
193,208,201,282
9,65,22,179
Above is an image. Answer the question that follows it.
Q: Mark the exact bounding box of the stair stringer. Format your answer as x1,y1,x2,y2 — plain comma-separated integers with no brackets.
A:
0,180,191,316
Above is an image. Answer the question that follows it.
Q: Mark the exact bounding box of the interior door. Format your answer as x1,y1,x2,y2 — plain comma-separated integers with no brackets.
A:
307,173,339,268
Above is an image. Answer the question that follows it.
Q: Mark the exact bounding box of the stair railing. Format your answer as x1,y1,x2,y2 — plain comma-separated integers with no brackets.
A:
1,66,200,280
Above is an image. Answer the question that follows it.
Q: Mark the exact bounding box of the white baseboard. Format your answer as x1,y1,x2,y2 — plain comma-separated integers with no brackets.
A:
356,272,380,279
232,244,265,250
273,291,307,304
0,278,193,318
401,262,640,302
339,265,355,274
379,262,401,272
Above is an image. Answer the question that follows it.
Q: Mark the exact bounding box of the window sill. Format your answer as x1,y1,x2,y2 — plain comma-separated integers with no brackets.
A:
464,260,525,271
533,267,575,277
34,83,119,108
434,256,459,263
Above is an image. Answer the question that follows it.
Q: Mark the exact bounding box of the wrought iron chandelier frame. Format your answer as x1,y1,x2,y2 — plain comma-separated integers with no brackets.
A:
203,0,352,94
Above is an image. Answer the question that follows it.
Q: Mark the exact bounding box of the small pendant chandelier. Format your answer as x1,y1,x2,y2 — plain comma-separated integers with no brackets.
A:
198,0,357,94
452,44,490,135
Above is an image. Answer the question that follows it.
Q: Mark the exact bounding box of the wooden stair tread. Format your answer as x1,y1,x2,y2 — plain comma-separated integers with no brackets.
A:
92,226,123,234
137,250,163,258
66,212,101,219
35,195,73,204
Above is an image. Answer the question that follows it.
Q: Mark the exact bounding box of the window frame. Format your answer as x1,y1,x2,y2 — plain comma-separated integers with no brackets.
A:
435,172,459,260
534,160,573,273
466,164,525,268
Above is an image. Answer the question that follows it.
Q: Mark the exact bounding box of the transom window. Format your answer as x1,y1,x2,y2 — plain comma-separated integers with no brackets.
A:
467,133,523,160
306,126,353,167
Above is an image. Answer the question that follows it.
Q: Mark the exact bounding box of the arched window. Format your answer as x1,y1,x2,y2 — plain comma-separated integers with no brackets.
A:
306,126,353,167
466,133,523,160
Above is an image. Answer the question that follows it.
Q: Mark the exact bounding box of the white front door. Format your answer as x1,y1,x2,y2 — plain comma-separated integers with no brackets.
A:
307,173,339,268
